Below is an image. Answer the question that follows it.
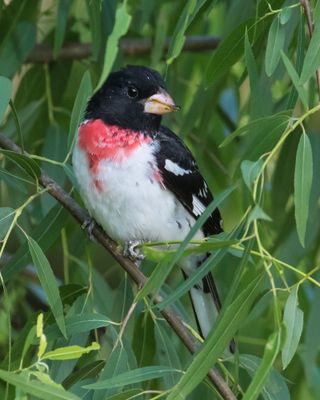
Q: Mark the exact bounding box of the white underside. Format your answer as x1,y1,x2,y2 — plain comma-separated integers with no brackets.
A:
73,139,218,337
73,141,204,245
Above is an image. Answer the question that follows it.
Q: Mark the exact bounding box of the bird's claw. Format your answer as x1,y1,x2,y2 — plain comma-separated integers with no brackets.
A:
81,218,95,241
123,240,145,264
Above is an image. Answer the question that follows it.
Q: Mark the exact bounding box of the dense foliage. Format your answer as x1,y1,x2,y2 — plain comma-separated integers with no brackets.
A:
0,0,319,399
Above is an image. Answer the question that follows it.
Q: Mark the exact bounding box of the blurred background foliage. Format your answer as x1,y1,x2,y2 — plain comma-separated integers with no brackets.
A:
0,0,320,399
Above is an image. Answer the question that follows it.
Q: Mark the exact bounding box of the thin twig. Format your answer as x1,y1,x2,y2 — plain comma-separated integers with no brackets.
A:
300,0,320,100
0,132,236,400
26,36,220,63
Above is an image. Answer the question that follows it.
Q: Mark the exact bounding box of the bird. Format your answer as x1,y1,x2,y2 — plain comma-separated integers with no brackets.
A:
72,65,225,341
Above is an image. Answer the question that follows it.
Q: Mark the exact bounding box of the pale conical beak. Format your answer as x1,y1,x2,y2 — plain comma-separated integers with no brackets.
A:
143,89,180,115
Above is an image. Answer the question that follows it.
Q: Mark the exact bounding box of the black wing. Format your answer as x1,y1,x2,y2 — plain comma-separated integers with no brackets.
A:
155,125,222,237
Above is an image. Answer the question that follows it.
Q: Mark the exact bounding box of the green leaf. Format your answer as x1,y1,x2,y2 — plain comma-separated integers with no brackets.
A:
167,273,264,399
67,71,92,151
241,159,263,190
3,205,68,282
279,7,292,25
265,14,286,77
247,205,272,226
205,18,257,86
0,76,12,121
300,21,320,84
0,369,80,400
281,51,308,109
53,0,71,58
63,360,105,389
220,111,290,149
294,132,313,247
28,237,67,338
143,238,237,262
242,331,282,400
96,3,132,89
240,355,290,400
0,207,15,240
0,22,36,77
84,366,179,390
282,286,304,369
92,342,129,400
43,342,100,360
136,186,236,301
45,313,114,340
0,149,40,180
166,0,197,64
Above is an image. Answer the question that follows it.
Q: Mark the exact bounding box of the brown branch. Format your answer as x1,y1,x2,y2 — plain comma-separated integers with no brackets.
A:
26,36,220,63
0,132,236,400
300,0,320,100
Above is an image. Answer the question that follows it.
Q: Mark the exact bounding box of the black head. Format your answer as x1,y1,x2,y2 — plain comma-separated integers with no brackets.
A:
85,65,179,132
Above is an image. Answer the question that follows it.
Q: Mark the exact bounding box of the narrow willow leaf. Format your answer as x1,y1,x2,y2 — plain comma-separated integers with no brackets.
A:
282,286,304,369
294,132,313,247
0,207,15,240
3,205,68,282
242,331,282,400
136,186,236,301
63,360,105,389
247,205,272,226
265,14,286,76
67,71,92,150
0,76,12,121
167,273,263,399
0,369,80,400
279,7,292,25
0,149,41,180
28,237,67,338
143,238,237,262
240,355,290,400
281,51,308,109
0,22,36,77
53,0,71,57
36,313,47,359
166,0,197,64
286,17,305,109
244,30,264,118
43,342,100,360
96,3,132,89
300,22,320,84
241,159,263,190
85,0,103,60
44,313,114,340
93,342,129,400
84,366,179,390
220,111,290,149
206,17,260,86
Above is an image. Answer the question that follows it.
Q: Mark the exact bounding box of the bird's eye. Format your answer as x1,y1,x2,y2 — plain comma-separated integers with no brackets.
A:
127,86,139,98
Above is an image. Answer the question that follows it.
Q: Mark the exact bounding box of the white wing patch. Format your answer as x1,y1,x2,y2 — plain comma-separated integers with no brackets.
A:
164,159,192,176
198,182,208,197
192,195,206,216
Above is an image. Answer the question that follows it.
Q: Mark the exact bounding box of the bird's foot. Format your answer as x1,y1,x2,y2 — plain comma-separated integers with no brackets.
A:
123,240,145,265
81,218,95,241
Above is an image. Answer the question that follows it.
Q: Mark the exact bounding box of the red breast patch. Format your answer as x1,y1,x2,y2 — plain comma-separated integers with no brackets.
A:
78,119,151,189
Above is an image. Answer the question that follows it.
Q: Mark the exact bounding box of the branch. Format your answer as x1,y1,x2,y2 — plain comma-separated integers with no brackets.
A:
0,133,236,400
300,0,320,100
26,36,220,63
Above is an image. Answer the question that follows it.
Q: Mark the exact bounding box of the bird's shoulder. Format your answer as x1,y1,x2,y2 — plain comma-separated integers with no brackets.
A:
153,125,222,236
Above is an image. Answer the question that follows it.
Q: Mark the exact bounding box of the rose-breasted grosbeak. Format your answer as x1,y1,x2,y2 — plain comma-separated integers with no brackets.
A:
73,65,224,340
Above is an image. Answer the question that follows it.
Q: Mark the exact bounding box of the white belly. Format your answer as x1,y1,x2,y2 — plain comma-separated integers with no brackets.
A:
72,142,203,245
